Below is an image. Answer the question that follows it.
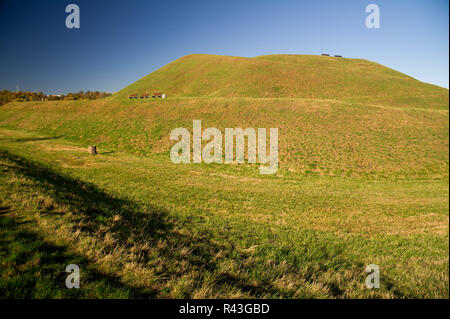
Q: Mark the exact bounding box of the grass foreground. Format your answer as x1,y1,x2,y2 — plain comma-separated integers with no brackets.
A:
0,127,448,298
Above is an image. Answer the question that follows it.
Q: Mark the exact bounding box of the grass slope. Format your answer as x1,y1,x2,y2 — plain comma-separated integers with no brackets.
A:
116,54,448,109
0,95,447,178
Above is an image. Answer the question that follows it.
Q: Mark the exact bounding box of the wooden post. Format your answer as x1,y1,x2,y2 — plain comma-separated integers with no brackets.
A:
88,145,97,155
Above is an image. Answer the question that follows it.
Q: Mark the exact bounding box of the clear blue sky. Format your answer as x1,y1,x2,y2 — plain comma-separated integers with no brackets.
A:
0,0,448,94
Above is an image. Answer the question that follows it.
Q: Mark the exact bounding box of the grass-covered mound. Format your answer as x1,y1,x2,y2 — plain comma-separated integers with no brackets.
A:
115,54,448,109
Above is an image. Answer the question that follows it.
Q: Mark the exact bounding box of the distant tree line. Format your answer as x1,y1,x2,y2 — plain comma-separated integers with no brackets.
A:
0,90,112,105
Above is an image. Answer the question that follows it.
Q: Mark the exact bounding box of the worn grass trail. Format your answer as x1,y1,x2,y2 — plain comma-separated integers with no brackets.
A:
0,128,448,298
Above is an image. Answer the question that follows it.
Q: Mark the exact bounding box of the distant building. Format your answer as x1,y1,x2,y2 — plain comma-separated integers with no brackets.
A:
152,92,162,98
334,55,342,58
140,93,149,99
129,94,138,99
321,53,330,56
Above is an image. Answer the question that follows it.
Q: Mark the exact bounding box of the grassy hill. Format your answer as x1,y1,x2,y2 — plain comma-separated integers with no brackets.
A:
0,54,448,298
116,54,448,109
0,54,448,178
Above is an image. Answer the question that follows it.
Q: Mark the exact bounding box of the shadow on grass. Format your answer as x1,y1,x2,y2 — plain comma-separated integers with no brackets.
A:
0,213,155,298
0,136,63,143
0,206,12,215
0,148,285,298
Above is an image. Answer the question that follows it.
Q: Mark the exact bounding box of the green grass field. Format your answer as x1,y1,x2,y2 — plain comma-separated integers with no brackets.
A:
0,54,448,298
